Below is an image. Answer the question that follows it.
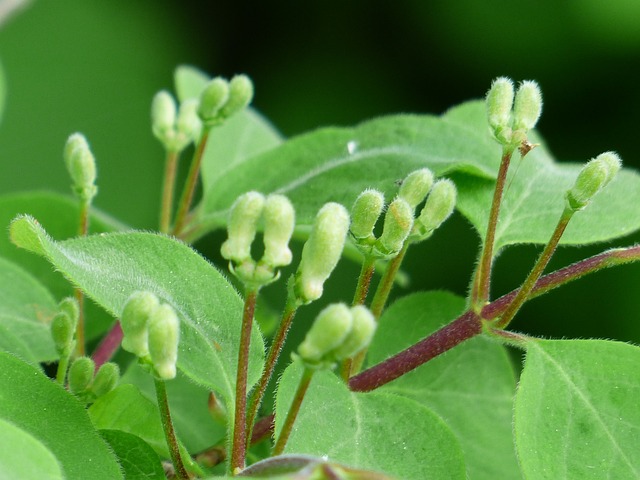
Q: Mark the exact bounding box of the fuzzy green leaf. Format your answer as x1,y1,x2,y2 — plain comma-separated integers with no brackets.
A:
275,360,466,479
0,256,57,363
0,351,123,479
515,339,640,479
9,216,263,402
0,60,5,123
99,429,165,480
367,291,521,480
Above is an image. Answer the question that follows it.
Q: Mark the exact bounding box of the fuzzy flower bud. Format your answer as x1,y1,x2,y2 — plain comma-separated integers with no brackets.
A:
58,297,79,326
414,179,457,239
566,152,622,212
91,362,120,397
331,305,377,361
198,77,230,125
120,291,160,358
376,198,414,256
221,191,266,264
51,311,76,356
513,80,543,132
261,194,295,268
151,90,177,140
176,98,202,143
68,357,95,395
399,168,434,208
486,77,514,133
297,303,353,366
220,74,254,119
64,133,97,203
294,203,350,303
350,189,384,243
148,303,180,380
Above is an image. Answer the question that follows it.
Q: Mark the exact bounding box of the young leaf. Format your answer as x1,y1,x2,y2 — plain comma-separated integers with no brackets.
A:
367,292,520,480
275,360,466,479
0,351,123,479
9,216,264,403
99,429,165,480
515,339,640,479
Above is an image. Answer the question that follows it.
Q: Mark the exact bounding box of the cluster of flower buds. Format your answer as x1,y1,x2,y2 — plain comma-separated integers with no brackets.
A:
151,91,201,153
50,297,80,358
291,202,350,304
120,291,180,380
63,133,98,204
68,356,119,404
408,178,457,242
197,74,254,127
486,77,542,151
566,152,621,212
296,303,377,369
221,192,296,288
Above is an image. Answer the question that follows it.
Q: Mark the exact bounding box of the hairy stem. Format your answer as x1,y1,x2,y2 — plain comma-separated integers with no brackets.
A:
74,200,91,356
154,378,189,480
92,321,123,369
353,256,376,306
55,354,70,385
272,367,314,456
160,150,180,234
370,243,409,319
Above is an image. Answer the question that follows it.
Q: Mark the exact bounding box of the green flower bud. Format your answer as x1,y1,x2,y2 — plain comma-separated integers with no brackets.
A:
198,77,230,125
486,77,514,132
513,80,542,132
219,74,254,119
68,356,95,394
261,194,295,268
294,203,350,303
298,303,353,365
414,179,457,239
120,291,160,358
148,303,180,380
350,189,385,240
64,133,97,202
51,311,76,355
399,168,434,208
151,90,177,140
221,191,266,264
91,362,120,397
566,152,622,212
376,198,414,256
176,98,202,143
331,305,377,361
58,297,79,326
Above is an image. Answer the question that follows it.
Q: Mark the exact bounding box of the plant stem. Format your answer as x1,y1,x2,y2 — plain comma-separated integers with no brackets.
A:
349,310,482,392
92,321,123,369
230,288,258,474
245,298,298,449
154,378,189,480
172,130,210,237
272,367,314,456
369,243,409,319
74,199,91,356
352,256,376,306
471,148,513,309
160,150,180,234
493,207,573,329
55,353,70,385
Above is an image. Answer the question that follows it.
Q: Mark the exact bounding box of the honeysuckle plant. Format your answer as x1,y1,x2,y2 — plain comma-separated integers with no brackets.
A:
0,62,639,480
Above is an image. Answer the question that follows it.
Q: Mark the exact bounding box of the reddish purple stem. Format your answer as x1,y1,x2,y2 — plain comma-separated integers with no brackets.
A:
92,321,123,368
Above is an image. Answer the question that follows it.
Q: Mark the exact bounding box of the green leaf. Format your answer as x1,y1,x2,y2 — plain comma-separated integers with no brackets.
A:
99,429,165,480
0,418,64,480
9,216,264,403
275,360,466,479
515,339,640,479
0,351,123,479
367,291,521,480
0,59,5,123
0,256,57,363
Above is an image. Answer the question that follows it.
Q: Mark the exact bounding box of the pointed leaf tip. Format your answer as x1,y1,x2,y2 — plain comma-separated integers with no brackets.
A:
9,215,50,256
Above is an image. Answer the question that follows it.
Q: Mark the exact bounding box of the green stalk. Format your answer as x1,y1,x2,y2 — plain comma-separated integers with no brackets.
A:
159,150,180,234
369,243,409,319
154,378,189,480
55,353,70,385
272,367,314,456
74,199,90,356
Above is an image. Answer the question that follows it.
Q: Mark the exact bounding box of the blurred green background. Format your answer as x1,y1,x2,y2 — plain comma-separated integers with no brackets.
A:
1,0,639,345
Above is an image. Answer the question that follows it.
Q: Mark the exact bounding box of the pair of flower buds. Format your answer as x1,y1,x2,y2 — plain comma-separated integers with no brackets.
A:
151,74,254,152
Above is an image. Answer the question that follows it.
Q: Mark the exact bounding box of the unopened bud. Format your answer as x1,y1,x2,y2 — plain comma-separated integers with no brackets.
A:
58,297,79,326
261,194,295,268
399,168,434,208
331,306,377,361
219,74,254,119
68,356,95,394
566,152,622,211
513,80,542,132
198,77,230,125
148,303,180,380
376,198,413,256
64,133,97,202
298,303,352,365
294,203,350,303
151,90,177,140
350,189,384,240
486,77,514,132
176,98,202,143
221,191,266,264
91,362,120,397
414,179,457,239
120,291,160,358
51,312,76,355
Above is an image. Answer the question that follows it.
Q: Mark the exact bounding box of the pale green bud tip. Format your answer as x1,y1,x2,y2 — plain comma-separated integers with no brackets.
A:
416,179,457,235
350,189,384,239
91,362,120,397
120,291,160,358
198,77,230,122
51,312,76,354
151,90,177,137
148,304,180,380
220,74,254,119
64,133,97,199
68,357,95,394
566,152,622,211
261,194,295,268
176,99,202,141
221,191,266,263
377,198,414,255
298,303,353,364
486,77,514,130
332,306,377,360
399,168,434,208
513,80,543,131
295,203,350,303
58,297,79,325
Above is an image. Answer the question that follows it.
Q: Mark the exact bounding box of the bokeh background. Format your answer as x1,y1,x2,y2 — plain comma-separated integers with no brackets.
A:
1,0,639,347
